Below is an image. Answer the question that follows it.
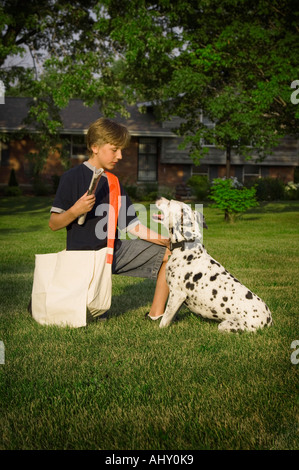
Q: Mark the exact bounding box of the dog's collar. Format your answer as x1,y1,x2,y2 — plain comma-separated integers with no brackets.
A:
170,240,196,251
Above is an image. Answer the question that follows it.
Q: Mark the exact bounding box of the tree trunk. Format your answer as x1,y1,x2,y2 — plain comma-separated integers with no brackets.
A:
224,145,231,221
226,145,231,179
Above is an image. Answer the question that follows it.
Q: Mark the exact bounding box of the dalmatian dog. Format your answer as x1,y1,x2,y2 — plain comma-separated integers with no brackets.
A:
154,197,273,332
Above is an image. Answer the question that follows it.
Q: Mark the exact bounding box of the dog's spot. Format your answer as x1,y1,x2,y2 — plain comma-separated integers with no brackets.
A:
187,254,193,261
193,272,203,282
212,289,217,297
211,259,221,267
246,291,253,300
186,282,195,291
222,296,228,302
210,273,219,282
226,308,231,314
184,272,191,281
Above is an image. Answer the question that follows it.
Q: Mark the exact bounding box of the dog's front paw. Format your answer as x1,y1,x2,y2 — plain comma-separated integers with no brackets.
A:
159,317,168,328
159,316,172,328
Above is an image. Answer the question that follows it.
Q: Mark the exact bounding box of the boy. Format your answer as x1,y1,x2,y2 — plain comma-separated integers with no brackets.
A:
49,118,170,319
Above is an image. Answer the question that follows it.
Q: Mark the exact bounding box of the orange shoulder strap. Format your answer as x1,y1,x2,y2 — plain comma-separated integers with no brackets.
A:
105,172,121,264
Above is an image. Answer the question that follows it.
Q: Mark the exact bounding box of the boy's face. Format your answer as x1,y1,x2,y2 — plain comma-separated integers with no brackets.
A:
91,143,122,170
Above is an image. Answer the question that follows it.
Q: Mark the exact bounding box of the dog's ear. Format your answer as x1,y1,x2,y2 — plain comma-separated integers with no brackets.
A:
195,211,208,229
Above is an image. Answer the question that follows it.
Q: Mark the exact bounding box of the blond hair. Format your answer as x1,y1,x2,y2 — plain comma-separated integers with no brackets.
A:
86,118,131,156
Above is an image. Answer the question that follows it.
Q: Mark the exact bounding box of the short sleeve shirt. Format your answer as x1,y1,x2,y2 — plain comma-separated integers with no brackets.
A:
51,162,139,250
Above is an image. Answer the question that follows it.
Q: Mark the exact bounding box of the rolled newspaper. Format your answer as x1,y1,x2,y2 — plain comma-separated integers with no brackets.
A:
77,168,104,225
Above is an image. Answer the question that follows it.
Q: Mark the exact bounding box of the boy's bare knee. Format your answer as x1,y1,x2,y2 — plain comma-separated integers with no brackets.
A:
163,248,171,262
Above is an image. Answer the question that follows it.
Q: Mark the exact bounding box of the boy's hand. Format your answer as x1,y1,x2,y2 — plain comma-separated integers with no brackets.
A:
49,191,96,231
72,191,96,218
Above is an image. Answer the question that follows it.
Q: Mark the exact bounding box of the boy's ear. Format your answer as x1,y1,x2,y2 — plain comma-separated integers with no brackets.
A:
91,145,100,155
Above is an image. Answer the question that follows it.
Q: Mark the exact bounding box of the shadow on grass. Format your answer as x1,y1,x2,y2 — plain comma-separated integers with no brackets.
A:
247,201,299,214
108,277,156,319
107,277,224,327
0,225,46,235
0,196,53,215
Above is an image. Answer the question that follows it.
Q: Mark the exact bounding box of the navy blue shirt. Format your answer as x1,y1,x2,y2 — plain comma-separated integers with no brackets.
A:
51,162,138,250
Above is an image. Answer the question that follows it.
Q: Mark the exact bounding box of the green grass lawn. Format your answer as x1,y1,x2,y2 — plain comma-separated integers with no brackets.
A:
0,196,298,450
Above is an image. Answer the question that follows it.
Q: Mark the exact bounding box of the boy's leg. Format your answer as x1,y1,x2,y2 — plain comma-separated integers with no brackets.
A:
148,248,170,318
112,240,170,317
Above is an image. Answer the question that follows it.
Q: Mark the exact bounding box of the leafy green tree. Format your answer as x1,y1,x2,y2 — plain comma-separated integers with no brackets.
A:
1,0,299,178
102,0,299,175
209,177,258,222
0,0,126,173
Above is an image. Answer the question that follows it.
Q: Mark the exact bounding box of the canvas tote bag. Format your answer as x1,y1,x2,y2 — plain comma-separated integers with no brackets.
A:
31,172,120,328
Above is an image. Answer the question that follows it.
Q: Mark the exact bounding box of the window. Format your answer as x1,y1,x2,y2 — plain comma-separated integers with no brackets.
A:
60,135,87,161
192,164,219,180
243,165,269,182
71,135,87,160
192,164,209,176
234,165,243,182
138,137,158,182
243,164,261,183
0,141,9,167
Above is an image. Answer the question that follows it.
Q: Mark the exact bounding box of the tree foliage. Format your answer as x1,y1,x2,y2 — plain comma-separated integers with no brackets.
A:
209,177,258,222
1,0,298,174
0,0,127,172
103,0,299,170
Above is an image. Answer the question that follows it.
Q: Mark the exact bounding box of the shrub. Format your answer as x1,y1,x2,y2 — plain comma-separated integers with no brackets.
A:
51,174,60,194
4,186,22,197
4,169,22,196
209,177,259,222
284,181,299,200
137,183,158,201
252,177,285,201
124,185,139,201
187,175,210,200
8,168,19,187
33,177,50,196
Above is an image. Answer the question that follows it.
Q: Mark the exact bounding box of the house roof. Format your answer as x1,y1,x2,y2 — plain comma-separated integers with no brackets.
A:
0,97,175,137
1,98,297,167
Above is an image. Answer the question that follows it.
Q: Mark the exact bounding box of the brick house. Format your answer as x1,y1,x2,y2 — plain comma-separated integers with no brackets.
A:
0,97,298,193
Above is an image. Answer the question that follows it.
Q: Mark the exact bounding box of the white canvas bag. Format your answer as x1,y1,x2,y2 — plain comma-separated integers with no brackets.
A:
31,171,120,328
32,249,112,327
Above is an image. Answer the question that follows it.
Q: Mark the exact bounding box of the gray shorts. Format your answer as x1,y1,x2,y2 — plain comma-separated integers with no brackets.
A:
112,239,166,279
